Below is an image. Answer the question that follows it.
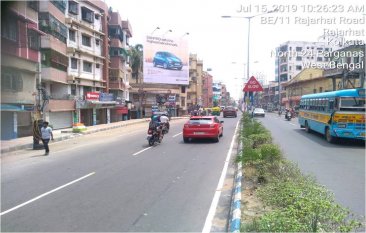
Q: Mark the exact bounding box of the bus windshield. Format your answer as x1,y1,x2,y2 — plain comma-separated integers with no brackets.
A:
340,97,366,112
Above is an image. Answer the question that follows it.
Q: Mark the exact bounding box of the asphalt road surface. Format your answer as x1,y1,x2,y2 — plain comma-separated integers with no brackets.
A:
256,112,365,218
1,114,241,232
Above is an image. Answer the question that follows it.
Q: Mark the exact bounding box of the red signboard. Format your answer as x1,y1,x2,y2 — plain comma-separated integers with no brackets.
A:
86,92,100,100
116,107,128,114
243,76,263,92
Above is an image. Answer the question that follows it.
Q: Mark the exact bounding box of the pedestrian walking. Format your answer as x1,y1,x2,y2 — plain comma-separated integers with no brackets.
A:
41,121,54,155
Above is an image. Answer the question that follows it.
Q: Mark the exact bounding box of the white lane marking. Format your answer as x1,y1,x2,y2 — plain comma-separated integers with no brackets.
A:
133,147,152,156
202,121,240,233
0,172,95,216
289,123,296,126
173,132,182,138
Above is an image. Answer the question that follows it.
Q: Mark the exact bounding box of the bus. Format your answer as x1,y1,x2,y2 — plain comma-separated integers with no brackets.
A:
298,88,365,143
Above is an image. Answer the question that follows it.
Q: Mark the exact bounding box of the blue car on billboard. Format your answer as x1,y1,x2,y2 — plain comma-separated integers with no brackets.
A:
153,51,183,70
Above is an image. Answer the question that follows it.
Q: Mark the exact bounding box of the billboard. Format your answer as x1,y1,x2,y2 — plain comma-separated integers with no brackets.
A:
212,83,221,100
143,35,189,85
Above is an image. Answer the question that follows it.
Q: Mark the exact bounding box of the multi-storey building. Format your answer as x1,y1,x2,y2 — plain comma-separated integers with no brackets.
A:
1,1,42,139
275,41,342,83
108,10,133,122
202,71,213,108
187,54,203,111
38,0,72,129
64,0,109,126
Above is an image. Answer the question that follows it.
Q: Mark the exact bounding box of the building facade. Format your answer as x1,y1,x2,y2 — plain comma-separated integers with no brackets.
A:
202,71,213,108
108,10,133,122
187,54,203,112
282,68,329,108
275,41,342,83
1,1,42,139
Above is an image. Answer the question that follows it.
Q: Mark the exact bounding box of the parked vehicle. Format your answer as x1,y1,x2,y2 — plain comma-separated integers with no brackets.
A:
183,116,224,143
152,51,183,70
223,106,237,118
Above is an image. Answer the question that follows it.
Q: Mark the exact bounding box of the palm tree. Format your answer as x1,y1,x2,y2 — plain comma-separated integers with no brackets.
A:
128,44,143,84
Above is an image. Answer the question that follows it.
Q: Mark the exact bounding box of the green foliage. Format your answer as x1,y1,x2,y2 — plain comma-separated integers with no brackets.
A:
259,143,282,162
248,133,272,148
238,113,362,232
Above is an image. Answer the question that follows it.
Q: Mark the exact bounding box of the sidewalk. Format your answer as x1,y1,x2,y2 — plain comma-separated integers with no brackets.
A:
1,117,187,154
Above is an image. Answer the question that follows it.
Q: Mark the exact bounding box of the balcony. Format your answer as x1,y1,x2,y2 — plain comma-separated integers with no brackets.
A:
109,68,124,78
65,17,104,36
41,35,67,54
122,20,133,37
45,99,76,112
110,38,123,48
42,67,68,83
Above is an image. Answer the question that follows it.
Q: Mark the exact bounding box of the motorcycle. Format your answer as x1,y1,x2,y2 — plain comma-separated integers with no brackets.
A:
162,122,169,134
147,126,163,146
285,111,292,121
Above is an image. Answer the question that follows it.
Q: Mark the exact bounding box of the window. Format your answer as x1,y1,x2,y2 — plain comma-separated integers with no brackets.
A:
95,39,100,46
28,1,39,11
81,7,94,23
83,61,92,72
181,86,186,93
39,13,67,43
296,47,302,52
1,71,23,92
69,29,75,41
1,15,17,42
41,49,68,71
95,14,99,20
296,65,302,70
296,56,302,61
82,34,91,47
28,29,40,50
96,64,100,68
70,58,77,69
71,85,76,95
317,57,323,62
68,1,78,15
51,0,67,13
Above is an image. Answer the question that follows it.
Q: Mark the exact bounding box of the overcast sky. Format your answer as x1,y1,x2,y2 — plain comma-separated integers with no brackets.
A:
105,0,365,100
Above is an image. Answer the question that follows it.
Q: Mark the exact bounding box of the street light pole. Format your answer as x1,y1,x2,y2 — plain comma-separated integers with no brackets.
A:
222,10,277,109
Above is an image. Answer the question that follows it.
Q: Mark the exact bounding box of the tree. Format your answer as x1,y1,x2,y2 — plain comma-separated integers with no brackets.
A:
128,44,143,84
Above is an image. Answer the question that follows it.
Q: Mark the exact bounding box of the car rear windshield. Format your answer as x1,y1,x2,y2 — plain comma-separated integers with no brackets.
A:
189,118,213,124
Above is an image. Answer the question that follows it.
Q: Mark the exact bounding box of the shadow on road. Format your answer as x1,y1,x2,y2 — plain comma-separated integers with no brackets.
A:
293,128,365,148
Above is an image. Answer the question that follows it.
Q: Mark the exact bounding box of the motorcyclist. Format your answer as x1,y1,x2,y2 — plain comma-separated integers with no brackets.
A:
160,114,170,133
149,115,163,140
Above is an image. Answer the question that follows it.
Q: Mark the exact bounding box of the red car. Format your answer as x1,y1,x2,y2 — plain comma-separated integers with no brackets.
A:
183,116,224,143
223,106,237,118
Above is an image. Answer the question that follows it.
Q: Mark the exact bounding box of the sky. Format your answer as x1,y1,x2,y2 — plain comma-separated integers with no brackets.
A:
105,0,365,100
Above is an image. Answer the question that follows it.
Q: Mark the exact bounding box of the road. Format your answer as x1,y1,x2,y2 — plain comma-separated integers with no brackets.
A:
1,115,241,232
256,112,365,217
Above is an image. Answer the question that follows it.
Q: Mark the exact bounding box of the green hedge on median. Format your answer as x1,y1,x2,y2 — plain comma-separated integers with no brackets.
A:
238,113,362,232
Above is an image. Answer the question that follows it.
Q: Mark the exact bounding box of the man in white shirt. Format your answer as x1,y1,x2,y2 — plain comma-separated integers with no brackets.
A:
41,121,54,155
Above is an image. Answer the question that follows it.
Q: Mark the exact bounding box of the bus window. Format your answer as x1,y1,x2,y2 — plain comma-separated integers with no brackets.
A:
329,99,334,112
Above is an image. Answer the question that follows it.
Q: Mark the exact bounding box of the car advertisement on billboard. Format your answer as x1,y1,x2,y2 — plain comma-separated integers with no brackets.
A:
143,35,189,85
